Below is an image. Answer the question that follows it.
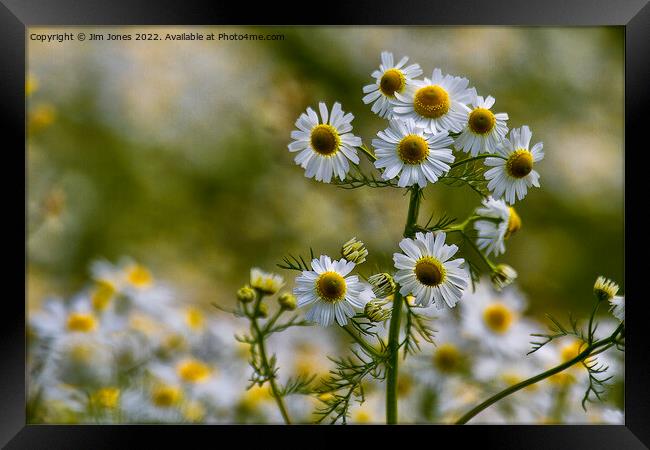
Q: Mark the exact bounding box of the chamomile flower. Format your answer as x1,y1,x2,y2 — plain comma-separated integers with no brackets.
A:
393,232,469,309
288,102,361,183
362,51,422,118
473,196,521,257
459,281,536,356
455,95,509,156
293,255,372,326
250,268,284,295
373,119,455,188
484,126,544,204
391,68,476,134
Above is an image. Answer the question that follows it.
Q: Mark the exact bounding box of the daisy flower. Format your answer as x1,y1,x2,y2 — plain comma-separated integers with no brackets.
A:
250,267,284,295
393,231,469,309
391,68,476,134
455,95,509,156
473,196,521,257
373,118,455,188
288,102,362,183
459,281,537,356
362,51,422,118
293,255,372,326
484,126,544,204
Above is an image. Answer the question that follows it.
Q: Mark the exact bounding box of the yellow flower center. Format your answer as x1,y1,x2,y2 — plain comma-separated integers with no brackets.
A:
560,340,584,364
414,256,446,287
182,401,206,422
152,385,182,407
126,264,153,288
482,303,514,334
506,149,534,178
91,280,116,312
433,343,462,373
91,387,120,409
379,68,406,96
468,107,496,134
315,271,347,302
69,344,93,363
240,384,273,410
397,134,430,165
66,312,97,333
397,374,413,397
177,359,213,383
185,307,205,331
310,124,340,156
413,85,450,119
505,207,521,239
353,409,373,423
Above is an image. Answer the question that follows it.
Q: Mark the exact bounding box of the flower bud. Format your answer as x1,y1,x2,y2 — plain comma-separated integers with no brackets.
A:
368,273,396,298
593,276,619,302
364,298,392,322
277,293,297,311
341,237,368,265
491,264,518,291
236,286,256,304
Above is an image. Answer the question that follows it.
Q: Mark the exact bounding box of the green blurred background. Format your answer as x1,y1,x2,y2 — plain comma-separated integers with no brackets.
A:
27,26,624,320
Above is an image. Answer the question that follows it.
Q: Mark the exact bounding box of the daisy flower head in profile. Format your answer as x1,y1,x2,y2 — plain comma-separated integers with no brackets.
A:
455,95,509,156
362,51,423,119
593,276,624,322
393,231,469,309
373,118,455,188
250,267,284,296
293,255,372,327
288,102,362,183
391,68,476,135
473,196,522,257
484,125,544,204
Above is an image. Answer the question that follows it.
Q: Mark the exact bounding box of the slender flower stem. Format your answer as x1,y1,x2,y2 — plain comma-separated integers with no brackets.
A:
386,186,422,424
463,233,497,271
250,294,292,424
448,153,504,170
358,144,377,162
342,325,382,358
586,299,601,344
455,323,624,424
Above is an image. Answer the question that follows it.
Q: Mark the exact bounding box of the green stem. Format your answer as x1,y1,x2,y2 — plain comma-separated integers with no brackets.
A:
463,233,497,271
342,325,382,358
386,186,421,424
586,299,601,344
455,323,624,424
250,294,292,424
358,144,377,162
448,154,504,169
386,291,403,424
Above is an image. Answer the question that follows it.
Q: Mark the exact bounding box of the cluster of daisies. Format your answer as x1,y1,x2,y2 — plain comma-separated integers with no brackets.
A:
27,258,624,424
288,51,544,203
344,280,624,424
27,259,324,424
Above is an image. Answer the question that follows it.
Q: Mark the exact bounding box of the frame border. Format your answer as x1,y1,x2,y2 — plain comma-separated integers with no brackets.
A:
3,0,648,447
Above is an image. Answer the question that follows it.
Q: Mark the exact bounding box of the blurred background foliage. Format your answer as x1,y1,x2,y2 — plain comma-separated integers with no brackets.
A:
27,26,624,321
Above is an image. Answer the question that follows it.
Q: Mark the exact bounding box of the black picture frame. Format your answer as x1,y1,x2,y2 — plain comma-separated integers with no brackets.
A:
3,0,648,447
